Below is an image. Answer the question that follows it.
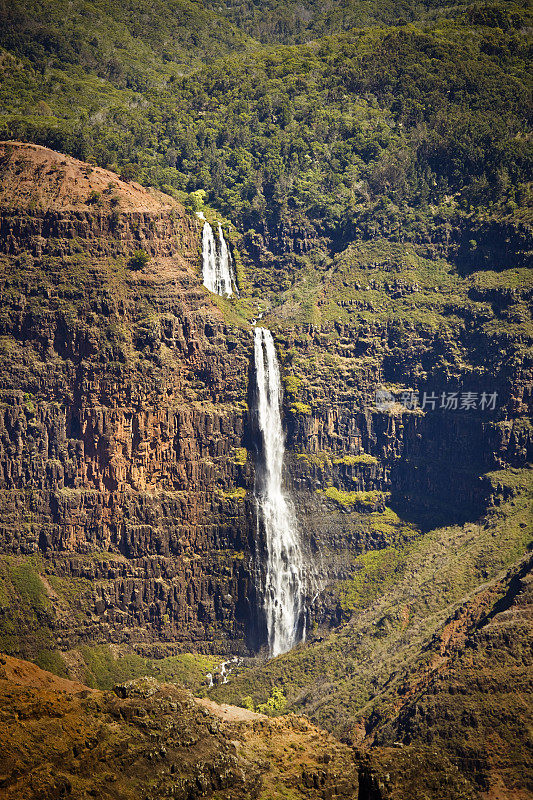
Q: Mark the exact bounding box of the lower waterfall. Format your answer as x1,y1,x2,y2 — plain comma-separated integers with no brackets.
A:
253,327,306,657
201,219,235,297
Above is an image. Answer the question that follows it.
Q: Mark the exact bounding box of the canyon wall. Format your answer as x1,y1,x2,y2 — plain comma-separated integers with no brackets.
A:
0,142,261,656
0,142,531,662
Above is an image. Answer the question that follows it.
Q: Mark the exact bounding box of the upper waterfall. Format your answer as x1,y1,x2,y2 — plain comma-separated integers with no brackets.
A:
200,218,235,297
253,327,306,657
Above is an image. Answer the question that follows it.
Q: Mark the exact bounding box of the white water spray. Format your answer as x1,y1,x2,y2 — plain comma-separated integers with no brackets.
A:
201,219,235,297
254,327,306,658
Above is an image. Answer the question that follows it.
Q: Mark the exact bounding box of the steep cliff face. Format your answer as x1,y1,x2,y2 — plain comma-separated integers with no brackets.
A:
0,142,259,656
0,142,530,673
264,243,531,551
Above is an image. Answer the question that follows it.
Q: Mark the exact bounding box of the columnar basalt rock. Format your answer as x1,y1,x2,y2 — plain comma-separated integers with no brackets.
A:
277,319,532,531
0,207,198,259
0,143,260,656
0,143,531,665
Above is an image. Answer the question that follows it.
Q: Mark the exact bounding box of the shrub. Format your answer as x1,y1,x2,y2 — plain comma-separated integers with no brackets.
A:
87,190,101,205
189,189,207,211
223,487,246,500
233,447,248,466
283,375,302,396
129,249,150,270
333,453,379,466
323,487,386,508
120,164,137,182
257,686,286,715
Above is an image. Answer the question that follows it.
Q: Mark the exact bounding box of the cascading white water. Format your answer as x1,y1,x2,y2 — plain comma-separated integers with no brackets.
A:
201,220,235,297
254,327,306,657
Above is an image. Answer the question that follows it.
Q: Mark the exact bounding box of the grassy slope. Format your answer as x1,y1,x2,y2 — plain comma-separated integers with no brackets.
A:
271,239,532,327
212,468,531,731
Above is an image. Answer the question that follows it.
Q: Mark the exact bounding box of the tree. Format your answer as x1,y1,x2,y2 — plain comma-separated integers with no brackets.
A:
129,249,150,270
120,163,137,182
189,189,207,211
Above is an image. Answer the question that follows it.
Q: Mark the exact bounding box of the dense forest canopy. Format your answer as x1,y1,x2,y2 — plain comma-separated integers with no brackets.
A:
204,0,479,43
0,0,531,271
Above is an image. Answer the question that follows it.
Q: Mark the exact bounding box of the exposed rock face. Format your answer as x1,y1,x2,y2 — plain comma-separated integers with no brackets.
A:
0,142,259,655
0,142,531,665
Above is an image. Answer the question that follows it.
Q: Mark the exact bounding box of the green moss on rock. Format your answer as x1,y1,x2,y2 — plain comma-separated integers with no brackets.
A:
323,487,386,509
290,402,312,415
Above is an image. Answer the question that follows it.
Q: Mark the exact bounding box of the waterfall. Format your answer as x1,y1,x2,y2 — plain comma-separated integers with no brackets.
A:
201,219,235,297
254,327,306,657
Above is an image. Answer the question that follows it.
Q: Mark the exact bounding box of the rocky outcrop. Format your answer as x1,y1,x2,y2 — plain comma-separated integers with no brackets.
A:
0,142,531,664
0,651,480,800
0,143,261,655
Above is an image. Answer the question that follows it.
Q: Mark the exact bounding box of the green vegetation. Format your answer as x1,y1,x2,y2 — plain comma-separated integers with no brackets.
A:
290,401,312,415
46,574,93,609
205,0,506,45
9,559,47,609
232,447,248,466
369,507,409,538
323,486,386,508
338,546,405,612
0,2,530,287
23,392,35,416
222,486,247,500
256,685,287,715
189,189,208,211
241,686,288,714
333,453,378,466
80,644,220,691
283,375,302,396
296,451,332,469
35,648,69,678
213,468,532,740
0,0,254,84
128,249,150,270
268,239,532,334
0,555,54,656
